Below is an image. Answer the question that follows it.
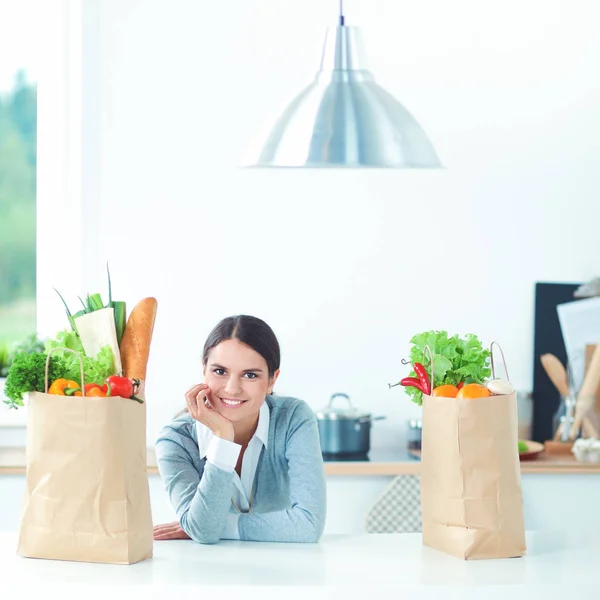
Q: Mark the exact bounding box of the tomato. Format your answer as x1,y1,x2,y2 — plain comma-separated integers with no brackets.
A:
105,376,134,399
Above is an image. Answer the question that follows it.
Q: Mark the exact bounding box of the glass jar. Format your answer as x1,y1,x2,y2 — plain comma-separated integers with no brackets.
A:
552,395,576,441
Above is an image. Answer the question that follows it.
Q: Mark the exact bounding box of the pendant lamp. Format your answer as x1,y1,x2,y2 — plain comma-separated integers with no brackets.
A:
247,2,442,168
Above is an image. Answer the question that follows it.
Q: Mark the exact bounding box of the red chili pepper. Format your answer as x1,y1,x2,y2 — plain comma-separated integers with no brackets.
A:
413,363,431,395
400,376,425,393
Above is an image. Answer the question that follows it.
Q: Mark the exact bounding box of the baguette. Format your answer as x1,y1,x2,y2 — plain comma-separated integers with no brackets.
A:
119,297,158,380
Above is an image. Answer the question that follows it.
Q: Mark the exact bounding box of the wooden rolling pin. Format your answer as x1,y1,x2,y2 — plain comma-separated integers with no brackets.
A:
570,343,600,439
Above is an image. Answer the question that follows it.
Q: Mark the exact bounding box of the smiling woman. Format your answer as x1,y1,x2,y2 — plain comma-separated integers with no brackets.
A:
154,314,327,544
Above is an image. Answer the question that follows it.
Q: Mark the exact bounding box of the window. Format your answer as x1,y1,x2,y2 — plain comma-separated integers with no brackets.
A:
0,1,38,375
0,2,87,428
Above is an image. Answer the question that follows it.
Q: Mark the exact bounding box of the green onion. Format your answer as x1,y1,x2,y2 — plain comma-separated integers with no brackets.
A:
54,288,77,333
112,301,126,346
88,293,104,312
107,262,113,306
105,263,126,346
54,264,126,345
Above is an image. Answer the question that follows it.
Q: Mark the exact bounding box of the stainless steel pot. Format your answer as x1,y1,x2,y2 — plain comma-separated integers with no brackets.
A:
315,393,385,458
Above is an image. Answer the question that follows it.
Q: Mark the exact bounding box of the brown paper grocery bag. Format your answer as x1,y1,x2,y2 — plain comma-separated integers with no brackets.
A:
17,349,153,564
420,342,526,560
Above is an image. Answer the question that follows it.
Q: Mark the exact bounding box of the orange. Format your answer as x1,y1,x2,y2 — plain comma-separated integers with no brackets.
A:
456,383,491,399
432,384,459,398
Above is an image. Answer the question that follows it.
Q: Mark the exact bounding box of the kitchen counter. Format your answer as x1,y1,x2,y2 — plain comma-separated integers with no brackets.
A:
0,531,598,596
1,446,599,475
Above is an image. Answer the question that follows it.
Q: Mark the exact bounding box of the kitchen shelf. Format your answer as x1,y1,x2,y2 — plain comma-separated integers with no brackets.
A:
1,446,599,475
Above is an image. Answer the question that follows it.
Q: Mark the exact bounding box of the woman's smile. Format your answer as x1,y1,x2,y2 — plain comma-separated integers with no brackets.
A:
219,397,248,408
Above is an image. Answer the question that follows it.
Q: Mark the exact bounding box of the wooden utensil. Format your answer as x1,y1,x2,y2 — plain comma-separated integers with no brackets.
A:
585,344,600,415
569,343,600,439
540,354,569,397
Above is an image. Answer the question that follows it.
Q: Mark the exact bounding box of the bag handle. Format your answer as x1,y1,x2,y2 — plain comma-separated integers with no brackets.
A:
45,347,87,397
490,340,510,383
423,344,434,391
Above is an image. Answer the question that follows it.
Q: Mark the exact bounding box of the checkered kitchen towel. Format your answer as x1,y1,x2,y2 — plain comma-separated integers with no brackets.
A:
364,475,422,533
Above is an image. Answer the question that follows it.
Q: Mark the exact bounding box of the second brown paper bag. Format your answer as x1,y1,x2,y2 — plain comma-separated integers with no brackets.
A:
420,343,526,560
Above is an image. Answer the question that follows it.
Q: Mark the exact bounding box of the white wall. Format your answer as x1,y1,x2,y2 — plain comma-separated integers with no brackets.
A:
44,0,600,448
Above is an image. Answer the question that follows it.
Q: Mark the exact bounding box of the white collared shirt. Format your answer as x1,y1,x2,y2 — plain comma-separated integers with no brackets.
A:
196,401,270,539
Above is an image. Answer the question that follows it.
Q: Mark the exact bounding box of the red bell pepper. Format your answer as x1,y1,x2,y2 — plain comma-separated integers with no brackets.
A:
105,376,144,403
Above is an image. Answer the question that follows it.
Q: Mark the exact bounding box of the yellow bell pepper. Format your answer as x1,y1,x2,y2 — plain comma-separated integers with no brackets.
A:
48,378,81,396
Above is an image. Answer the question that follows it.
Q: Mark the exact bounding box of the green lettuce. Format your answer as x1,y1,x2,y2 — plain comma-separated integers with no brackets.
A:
45,330,116,386
404,330,491,405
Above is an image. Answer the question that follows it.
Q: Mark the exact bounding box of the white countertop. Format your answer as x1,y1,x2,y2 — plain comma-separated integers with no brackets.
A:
0,531,598,597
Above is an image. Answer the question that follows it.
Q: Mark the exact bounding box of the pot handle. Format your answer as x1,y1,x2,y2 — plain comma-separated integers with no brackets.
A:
327,392,352,407
358,415,387,424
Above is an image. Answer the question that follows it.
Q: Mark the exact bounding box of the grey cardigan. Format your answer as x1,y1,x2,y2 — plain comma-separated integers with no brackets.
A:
155,394,327,544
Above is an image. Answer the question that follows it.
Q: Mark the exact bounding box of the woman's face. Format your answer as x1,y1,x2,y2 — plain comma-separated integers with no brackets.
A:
202,338,279,424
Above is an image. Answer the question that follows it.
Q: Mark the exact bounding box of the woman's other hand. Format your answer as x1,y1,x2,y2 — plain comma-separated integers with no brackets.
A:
153,521,191,541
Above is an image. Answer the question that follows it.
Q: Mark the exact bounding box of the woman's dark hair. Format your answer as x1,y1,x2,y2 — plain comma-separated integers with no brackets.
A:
175,315,280,418
202,315,280,377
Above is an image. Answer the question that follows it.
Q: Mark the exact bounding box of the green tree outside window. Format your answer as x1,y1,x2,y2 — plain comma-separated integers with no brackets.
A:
0,70,37,365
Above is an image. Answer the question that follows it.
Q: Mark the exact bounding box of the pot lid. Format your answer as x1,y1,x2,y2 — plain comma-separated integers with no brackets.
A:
315,393,371,420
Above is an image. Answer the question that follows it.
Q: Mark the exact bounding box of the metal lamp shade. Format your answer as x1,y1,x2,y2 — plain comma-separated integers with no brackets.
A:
248,25,442,169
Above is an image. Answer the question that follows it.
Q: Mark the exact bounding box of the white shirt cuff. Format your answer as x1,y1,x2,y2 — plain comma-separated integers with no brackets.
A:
221,513,241,540
205,436,241,473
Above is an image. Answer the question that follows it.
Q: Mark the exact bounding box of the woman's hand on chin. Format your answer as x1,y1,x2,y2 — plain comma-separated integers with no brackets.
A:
185,383,234,441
